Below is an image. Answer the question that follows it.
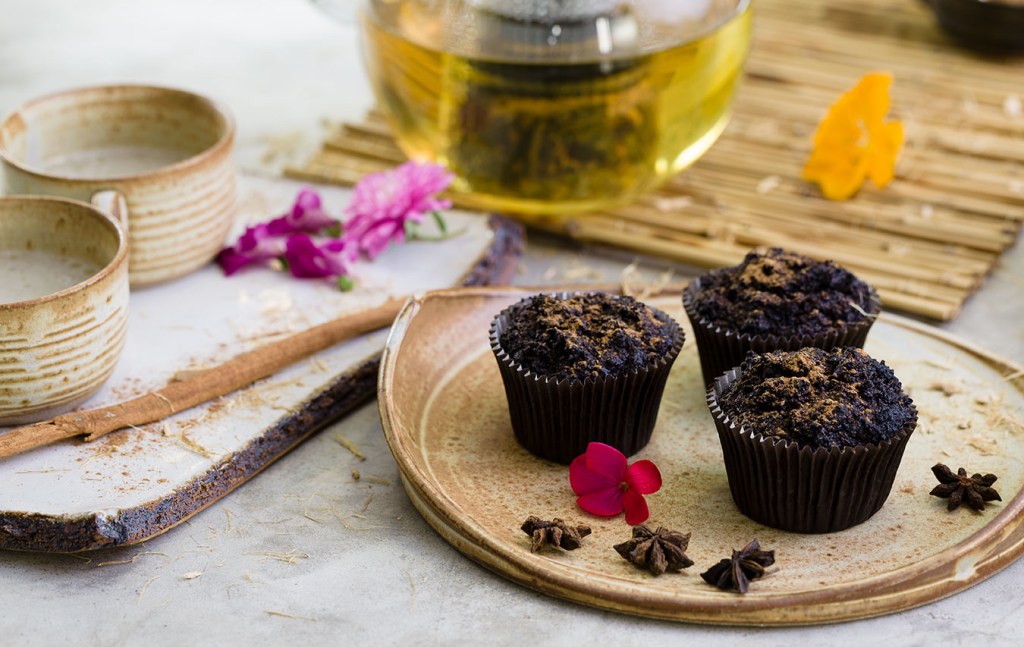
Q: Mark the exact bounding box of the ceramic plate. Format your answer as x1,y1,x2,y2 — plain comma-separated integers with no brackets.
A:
379,287,1024,625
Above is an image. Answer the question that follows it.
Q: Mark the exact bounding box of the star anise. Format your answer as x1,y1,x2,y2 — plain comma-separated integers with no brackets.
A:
520,516,591,553
930,463,1001,511
613,525,694,576
700,539,775,594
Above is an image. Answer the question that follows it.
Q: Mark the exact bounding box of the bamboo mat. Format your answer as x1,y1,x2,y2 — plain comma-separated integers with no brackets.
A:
287,0,1024,320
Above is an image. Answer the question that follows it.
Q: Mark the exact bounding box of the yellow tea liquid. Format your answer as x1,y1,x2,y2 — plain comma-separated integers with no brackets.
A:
361,1,752,215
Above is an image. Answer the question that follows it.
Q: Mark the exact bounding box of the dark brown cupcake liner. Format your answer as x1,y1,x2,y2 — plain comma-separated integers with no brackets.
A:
682,276,881,387
490,292,685,465
706,368,917,533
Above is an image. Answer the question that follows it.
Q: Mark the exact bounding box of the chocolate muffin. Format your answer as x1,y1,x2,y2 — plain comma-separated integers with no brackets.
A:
490,292,684,464
683,248,880,386
707,347,917,533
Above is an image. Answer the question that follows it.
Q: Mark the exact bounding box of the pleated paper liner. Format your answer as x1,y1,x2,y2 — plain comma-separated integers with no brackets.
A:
489,292,684,464
707,367,918,534
288,0,1024,322
682,276,882,386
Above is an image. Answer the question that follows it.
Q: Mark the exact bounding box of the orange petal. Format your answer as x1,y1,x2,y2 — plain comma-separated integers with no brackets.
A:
803,71,902,201
812,94,861,145
848,72,893,123
865,121,904,187
803,148,869,201
816,165,869,201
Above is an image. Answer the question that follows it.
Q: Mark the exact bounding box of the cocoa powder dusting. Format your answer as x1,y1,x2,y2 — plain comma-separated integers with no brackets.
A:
693,248,874,337
499,293,674,382
719,347,914,449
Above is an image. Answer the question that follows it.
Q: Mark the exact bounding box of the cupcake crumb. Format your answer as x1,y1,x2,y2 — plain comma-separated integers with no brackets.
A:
928,382,963,397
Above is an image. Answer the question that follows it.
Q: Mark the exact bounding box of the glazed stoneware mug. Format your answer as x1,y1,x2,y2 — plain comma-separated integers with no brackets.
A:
0,196,130,426
0,84,236,286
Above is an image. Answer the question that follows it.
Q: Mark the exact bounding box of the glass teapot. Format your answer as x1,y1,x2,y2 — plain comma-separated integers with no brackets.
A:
348,0,751,215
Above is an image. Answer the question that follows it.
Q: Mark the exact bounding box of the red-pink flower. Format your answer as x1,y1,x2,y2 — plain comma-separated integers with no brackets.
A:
345,161,453,259
569,442,662,525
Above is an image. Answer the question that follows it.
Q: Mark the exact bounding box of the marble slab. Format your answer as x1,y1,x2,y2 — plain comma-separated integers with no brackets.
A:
0,173,521,552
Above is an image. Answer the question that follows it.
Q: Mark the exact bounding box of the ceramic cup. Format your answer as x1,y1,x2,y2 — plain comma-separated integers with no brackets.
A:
0,196,130,426
0,84,236,286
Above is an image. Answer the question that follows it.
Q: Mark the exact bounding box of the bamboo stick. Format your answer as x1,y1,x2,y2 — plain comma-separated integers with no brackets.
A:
737,77,1024,140
695,143,1024,225
600,206,984,288
670,174,1016,251
344,118,391,139
706,132,1024,215
284,165,369,186
577,214,973,297
0,298,405,460
570,217,746,266
573,217,963,319
873,289,961,321
608,199,971,270
324,139,406,164
340,122,395,143
679,168,1016,235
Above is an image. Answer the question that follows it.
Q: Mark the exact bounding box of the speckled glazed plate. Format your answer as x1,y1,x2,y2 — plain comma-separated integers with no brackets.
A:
378,287,1024,626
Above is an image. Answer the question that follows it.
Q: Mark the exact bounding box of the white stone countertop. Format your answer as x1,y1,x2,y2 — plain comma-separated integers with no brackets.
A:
1,0,1022,644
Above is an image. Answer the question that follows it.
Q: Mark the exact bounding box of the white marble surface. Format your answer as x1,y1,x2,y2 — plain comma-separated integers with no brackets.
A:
1,1,1022,645
0,174,497,521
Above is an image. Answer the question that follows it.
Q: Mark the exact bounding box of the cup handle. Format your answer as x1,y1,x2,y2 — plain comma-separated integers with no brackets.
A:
90,190,129,232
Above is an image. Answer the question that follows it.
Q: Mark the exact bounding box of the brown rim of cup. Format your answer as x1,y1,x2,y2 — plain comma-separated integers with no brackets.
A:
489,291,685,464
706,366,917,534
0,84,235,184
0,195,128,310
682,275,882,386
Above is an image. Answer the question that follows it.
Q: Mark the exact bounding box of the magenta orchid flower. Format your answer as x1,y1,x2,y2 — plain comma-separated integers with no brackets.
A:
216,163,455,288
266,188,338,235
216,223,286,276
217,188,337,276
345,161,453,259
283,234,355,279
569,442,662,525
